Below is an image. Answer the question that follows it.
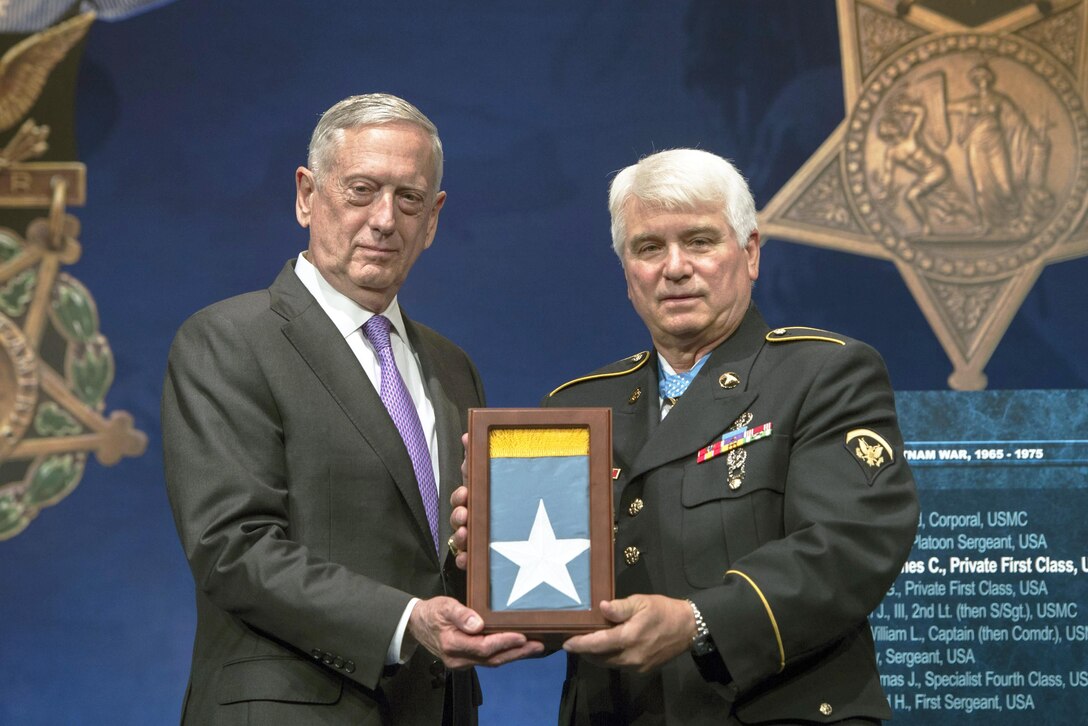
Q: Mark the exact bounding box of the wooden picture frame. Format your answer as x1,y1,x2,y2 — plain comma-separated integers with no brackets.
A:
466,407,613,642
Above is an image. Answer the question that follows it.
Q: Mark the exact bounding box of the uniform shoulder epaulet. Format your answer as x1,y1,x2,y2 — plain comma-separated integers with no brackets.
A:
548,351,651,398
765,326,846,345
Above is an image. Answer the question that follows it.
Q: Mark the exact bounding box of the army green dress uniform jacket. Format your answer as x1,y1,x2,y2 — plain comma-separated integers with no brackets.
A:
548,305,918,725
162,263,483,725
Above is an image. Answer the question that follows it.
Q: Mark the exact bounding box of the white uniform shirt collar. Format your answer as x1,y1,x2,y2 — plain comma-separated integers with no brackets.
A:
294,252,409,341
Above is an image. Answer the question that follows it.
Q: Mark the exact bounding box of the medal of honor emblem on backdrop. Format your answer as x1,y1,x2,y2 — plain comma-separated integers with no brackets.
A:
0,13,146,540
760,0,1088,389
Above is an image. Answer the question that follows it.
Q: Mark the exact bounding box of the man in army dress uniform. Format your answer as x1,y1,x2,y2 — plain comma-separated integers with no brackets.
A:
453,148,919,725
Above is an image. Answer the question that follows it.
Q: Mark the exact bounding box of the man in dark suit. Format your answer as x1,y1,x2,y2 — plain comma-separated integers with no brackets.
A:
452,148,918,724
162,93,542,725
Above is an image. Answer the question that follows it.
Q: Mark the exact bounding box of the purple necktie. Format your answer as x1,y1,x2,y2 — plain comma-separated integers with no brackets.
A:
362,315,439,551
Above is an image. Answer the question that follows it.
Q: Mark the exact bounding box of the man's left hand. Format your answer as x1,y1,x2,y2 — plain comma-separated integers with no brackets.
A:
561,594,695,673
408,596,545,669
449,484,469,571
448,434,471,571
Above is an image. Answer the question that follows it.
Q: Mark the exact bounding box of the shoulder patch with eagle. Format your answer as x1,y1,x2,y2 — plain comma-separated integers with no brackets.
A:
844,428,894,486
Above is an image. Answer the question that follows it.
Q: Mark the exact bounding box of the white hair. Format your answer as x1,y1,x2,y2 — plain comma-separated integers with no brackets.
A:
608,148,757,258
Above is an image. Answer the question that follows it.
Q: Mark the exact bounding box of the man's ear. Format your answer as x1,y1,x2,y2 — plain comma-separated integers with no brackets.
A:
422,190,446,250
295,167,315,229
746,230,761,282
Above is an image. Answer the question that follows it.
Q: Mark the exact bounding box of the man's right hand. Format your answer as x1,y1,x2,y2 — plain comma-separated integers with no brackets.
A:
407,596,544,669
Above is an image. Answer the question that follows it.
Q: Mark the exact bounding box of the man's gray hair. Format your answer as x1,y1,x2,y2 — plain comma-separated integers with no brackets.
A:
608,148,757,258
307,93,444,191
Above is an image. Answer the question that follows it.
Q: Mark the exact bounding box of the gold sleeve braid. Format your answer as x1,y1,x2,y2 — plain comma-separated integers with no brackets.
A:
725,568,786,672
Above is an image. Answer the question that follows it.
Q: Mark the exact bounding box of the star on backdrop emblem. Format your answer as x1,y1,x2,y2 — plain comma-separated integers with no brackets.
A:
759,0,1088,389
489,498,590,607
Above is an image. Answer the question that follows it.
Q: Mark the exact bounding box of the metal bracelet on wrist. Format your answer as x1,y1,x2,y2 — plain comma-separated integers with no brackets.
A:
687,599,716,655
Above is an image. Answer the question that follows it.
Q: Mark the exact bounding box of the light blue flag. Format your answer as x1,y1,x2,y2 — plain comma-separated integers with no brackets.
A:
489,455,591,611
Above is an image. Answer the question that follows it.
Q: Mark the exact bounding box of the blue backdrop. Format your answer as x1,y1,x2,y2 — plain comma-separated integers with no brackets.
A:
1,1,1086,723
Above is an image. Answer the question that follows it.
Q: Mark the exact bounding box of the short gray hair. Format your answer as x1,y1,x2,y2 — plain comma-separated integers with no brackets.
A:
307,93,444,191
608,148,757,258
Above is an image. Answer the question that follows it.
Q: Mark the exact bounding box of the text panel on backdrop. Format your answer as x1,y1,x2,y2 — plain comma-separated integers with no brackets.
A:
877,389,1087,722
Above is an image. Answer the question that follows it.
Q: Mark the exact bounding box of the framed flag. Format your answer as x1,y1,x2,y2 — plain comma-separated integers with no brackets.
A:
466,407,613,641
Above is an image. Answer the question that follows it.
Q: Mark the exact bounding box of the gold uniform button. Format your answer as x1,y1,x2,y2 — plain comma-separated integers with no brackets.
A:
819,702,833,716
628,498,644,516
623,546,641,565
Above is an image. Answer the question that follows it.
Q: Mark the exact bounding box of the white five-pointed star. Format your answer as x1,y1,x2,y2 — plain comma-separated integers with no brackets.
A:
490,499,591,607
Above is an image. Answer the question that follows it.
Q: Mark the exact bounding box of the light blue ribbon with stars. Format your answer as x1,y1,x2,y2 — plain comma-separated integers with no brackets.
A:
658,355,708,400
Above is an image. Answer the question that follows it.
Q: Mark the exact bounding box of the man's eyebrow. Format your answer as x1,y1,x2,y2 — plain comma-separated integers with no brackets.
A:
628,231,662,247
628,225,723,246
680,225,723,238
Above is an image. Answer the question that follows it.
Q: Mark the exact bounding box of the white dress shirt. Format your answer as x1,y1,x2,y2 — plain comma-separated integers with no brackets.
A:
294,252,435,664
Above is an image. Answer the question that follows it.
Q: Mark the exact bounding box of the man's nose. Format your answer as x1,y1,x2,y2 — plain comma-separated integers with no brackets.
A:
369,190,397,234
663,244,691,280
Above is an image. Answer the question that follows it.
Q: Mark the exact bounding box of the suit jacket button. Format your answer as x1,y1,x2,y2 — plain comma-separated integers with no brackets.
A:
344,660,356,674
819,702,833,716
322,653,334,665
624,546,641,565
311,649,322,660
333,656,344,669
430,659,446,688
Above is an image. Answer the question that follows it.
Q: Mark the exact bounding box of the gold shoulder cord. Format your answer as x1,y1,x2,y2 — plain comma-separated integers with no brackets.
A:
548,351,651,397
765,326,845,346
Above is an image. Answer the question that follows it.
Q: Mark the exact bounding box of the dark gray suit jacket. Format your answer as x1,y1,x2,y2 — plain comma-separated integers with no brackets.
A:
162,262,484,725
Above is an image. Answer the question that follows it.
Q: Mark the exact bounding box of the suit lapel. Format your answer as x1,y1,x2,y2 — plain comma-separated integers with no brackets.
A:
629,386,758,480
628,306,770,481
405,317,464,557
269,264,438,563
